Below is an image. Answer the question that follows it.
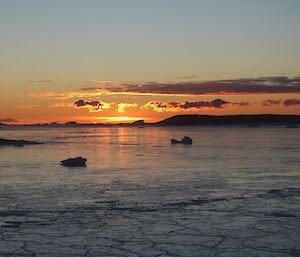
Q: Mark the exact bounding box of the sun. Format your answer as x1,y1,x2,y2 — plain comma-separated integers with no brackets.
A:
96,116,144,123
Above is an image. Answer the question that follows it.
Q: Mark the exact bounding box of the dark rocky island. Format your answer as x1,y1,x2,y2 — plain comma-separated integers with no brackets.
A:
171,136,193,145
0,138,43,147
61,157,87,167
155,114,300,126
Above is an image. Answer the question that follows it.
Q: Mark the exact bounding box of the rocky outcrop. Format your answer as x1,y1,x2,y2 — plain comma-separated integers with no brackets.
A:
171,136,193,145
61,157,87,167
156,114,300,126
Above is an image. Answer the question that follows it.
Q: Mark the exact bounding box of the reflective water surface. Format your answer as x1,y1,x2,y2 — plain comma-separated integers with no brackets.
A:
0,126,299,256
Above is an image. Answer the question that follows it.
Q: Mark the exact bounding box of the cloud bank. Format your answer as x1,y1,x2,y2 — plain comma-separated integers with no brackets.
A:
141,99,249,112
81,76,300,96
262,98,300,106
283,98,300,106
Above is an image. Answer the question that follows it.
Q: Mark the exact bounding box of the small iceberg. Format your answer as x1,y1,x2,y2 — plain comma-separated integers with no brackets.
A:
171,136,193,145
61,157,87,167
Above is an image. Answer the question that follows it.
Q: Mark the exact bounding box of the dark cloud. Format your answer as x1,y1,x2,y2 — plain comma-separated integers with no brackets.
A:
0,118,17,123
262,99,282,106
179,99,229,109
142,99,249,112
74,99,111,112
80,76,300,95
283,98,300,106
74,99,100,108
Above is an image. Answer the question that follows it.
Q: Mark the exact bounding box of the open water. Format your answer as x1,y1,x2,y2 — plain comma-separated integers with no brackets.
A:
0,126,299,257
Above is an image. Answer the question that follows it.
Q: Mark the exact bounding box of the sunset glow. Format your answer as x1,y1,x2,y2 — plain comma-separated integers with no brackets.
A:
0,1,299,125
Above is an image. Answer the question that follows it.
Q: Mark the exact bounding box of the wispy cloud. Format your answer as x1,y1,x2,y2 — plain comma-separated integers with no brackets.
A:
27,91,103,99
17,104,38,109
90,80,117,84
231,102,250,106
80,88,103,91
27,80,54,83
0,118,17,123
175,75,197,79
262,99,282,106
48,102,73,108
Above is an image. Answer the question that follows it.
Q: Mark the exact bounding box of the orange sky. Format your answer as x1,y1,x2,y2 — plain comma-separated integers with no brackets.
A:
1,78,299,124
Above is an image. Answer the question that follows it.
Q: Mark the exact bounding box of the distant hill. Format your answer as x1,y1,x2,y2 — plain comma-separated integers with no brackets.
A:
155,114,300,126
1,115,300,127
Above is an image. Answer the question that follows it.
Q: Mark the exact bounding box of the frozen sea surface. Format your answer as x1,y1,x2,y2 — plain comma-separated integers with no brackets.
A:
0,126,299,257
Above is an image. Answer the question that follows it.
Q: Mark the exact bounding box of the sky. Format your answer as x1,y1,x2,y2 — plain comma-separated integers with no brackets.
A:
0,0,300,124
